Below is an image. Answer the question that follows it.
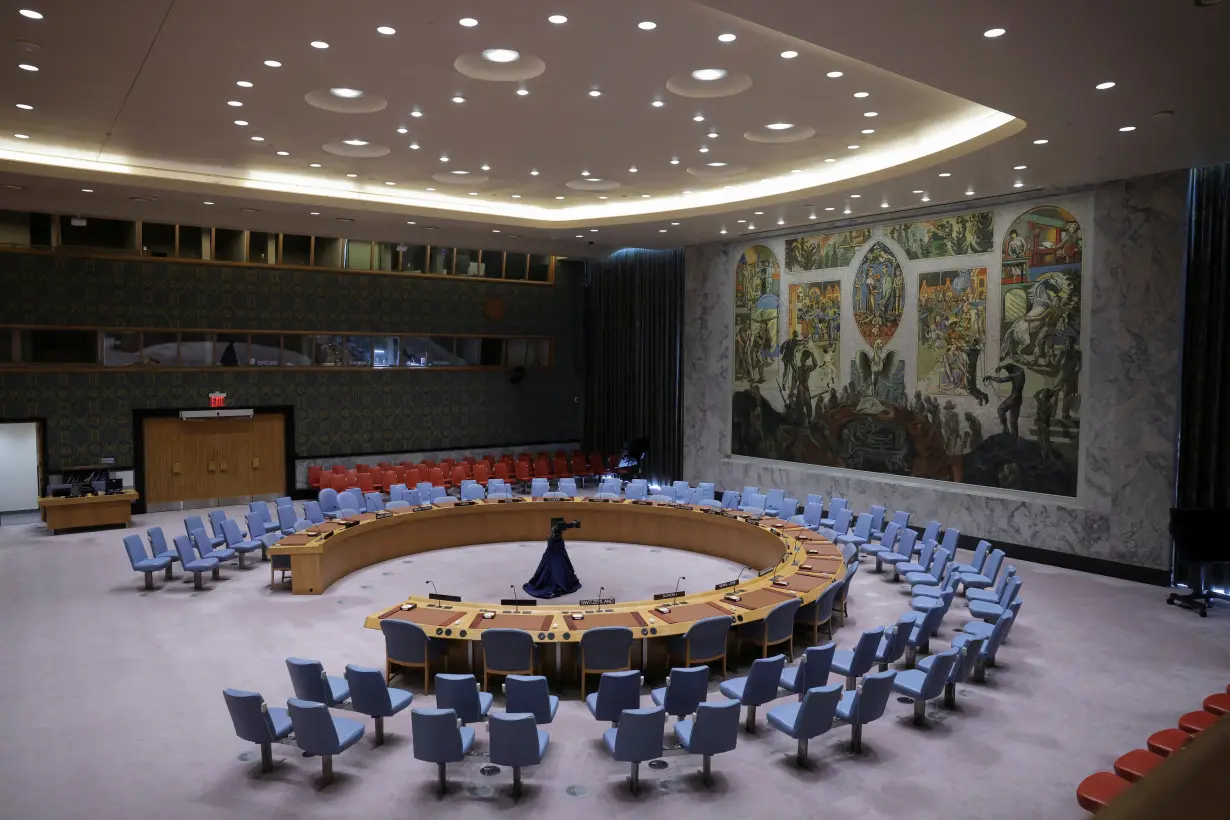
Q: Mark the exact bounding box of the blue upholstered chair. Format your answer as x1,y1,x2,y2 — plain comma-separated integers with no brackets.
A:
208,510,228,542
878,528,918,574
651,666,710,719
480,629,537,690
603,706,665,795
530,477,549,499
904,547,952,586
839,541,859,565
317,488,340,518
739,493,767,515
286,698,364,785
274,495,292,509
894,538,938,582
918,636,984,709
740,485,758,501
939,525,961,556
668,615,733,677
865,505,886,538
918,520,942,548
790,500,824,530
738,597,802,659
579,627,634,697
303,500,325,524
487,479,513,500
719,489,741,510
874,509,910,540
835,669,896,753
413,708,476,796
718,653,787,732
337,489,363,516
435,673,494,725
185,515,225,548
903,601,949,664
386,485,411,509
780,643,835,699
805,493,824,508
960,548,1006,591
586,670,642,725
777,496,798,520
836,564,856,623
363,492,385,513
219,517,262,568
968,577,1023,622
831,626,885,690
460,483,486,501
595,477,622,499
892,646,961,726
123,534,172,590
674,699,740,786
344,664,413,745
647,493,675,503
874,615,914,673
416,481,435,501
489,713,549,799
952,539,991,574
190,526,235,564
247,502,281,535
766,683,843,765
860,521,900,561
912,571,959,615
223,689,293,773
286,657,350,707
962,608,1016,680
245,512,283,569
172,534,219,589
625,480,648,501
503,675,558,724
819,497,847,529
836,512,873,549
698,482,716,497
382,618,448,691
763,488,785,517
429,486,449,503
966,565,1018,604
818,508,852,541
147,526,179,574
671,480,691,501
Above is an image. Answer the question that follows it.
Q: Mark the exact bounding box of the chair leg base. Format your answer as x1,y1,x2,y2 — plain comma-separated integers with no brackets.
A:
744,705,757,733
238,552,247,570
143,572,154,590
913,698,927,726
700,755,712,787
193,571,204,590
211,566,221,581
849,724,863,754
320,755,333,786
374,716,384,746
511,767,522,799
163,566,175,581
943,682,956,709
260,743,273,773
796,738,809,766
438,762,448,796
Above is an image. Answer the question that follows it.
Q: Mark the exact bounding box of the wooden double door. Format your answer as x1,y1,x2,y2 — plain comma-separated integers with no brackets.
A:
143,414,285,504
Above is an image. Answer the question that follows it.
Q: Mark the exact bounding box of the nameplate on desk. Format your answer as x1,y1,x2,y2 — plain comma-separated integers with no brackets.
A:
585,497,610,503
375,511,393,519
806,548,820,555
654,590,686,600
770,527,782,536
746,516,763,525
714,579,739,590
631,500,653,506
704,508,726,516
497,498,518,503
758,566,775,577
579,597,615,606
455,500,476,507
339,519,360,528
500,598,537,607
428,592,462,603
413,505,435,513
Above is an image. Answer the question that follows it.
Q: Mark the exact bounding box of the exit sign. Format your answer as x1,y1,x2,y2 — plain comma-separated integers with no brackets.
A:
208,392,226,408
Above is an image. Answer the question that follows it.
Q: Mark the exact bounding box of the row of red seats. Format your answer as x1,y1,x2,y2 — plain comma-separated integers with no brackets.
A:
307,450,630,492
1076,686,1230,813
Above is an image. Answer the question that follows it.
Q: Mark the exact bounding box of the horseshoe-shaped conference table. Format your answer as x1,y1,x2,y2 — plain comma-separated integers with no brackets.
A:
268,498,847,680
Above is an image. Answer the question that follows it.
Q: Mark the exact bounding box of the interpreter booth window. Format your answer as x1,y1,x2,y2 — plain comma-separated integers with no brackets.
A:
281,234,311,266
141,223,176,257
456,248,481,277
21,330,99,364
345,336,372,367
102,330,142,366
428,246,453,275
215,334,248,366
528,254,551,282
372,336,399,368
312,335,344,366
141,332,178,365
456,337,482,365
283,335,314,367
179,333,215,366
248,334,282,366
480,250,504,278
505,252,528,280
426,337,464,366
400,245,427,274
400,336,428,367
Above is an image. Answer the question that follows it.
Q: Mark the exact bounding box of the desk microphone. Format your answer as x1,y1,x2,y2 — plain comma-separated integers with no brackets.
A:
598,586,606,611
510,584,519,614
734,566,750,586
674,576,686,597
427,580,439,597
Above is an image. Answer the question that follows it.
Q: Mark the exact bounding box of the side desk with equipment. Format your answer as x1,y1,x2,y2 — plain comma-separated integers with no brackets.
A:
39,489,139,534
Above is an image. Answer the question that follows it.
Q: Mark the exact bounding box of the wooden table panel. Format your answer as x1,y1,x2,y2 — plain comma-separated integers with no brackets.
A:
39,491,138,533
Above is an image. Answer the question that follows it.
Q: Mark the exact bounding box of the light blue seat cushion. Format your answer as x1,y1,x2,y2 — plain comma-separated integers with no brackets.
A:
891,669,928,698
835,533,867,547
829,649,859,675
204,546,237,561
778,665,807,692
965,587,1001,603
716,678,747,700
961,620,995,640
389,688,413,714
231,539,262,554
267,706,293,738
326,675,350,704
911,583,943,598
967,600,1006,621
911,595,941,612
333,715,366,751
834,690,858,722
134,555,172,572
904,571,936,585
477,691,495,716
183,556,219,572
960,572,996,588
460,726,476,754
765,702,802,736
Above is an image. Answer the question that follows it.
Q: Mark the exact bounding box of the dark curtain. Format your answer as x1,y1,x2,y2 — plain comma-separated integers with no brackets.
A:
584,248,684,484
1175,164,1230,587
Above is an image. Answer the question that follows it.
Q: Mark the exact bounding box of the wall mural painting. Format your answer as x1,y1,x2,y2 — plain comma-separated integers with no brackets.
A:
732,202,1084,499
785,228,872,272
885,211,995,260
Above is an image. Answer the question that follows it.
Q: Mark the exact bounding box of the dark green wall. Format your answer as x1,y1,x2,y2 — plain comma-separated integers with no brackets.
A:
0,251,585,470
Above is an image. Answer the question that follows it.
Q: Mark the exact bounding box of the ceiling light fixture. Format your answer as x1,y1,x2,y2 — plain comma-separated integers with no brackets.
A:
691,68,728,81
18,63,38,71
825,207,835,211
638,21,657,30
19,9,43,18
407,221,416,225
849,195,861,199
853,91,869,98
706,162,727,167
450,170,469,174
346,173,357,177
263,60,281,67
236,80,253,87
965,189,976,195
641,194,650,198
718,33,736,42
511,194,521,198
862,128,875,134
809,214,816,220
385,181,396,185
847,144,860,150
15,103,32,110
204,201,214,205
827,71,843,78
720,229,728,234
556,196,565,200
921,196,930,202
780,50,798,59
482,48,520,63
310,41,329,49
492,229,500,233
233,120,248,126
670,158,680,165
983,28,1006,38
737,219,746,223
459,17,478,27
938,172,952,177
580,170,589,176
410,110,422,117
880,203,889,208
628,166,638,172
693,115,705,122
250,136,264,141
516,87,529,96
598,195,608,199
824,158,836,163
1014,182,1025,188
330,88,363,98
864,111,878,117
440,155,449,162
765,122,793,130
1096,81,1116,90
588,89,602,97
276,150,289,156
227,100,243,107
531,169,539,175
777,219,785,225
468,191,477,195
343,139,368,146
912,189,924,194
791,169,802,173
1014,164,1027,170
698,147,709,153
651,100,664,108
1119,125,1137,132
310,211,320,215
396,127,408,134
377,25,396,35
1033,138,1049,144
481,164,490,171
426,187,435,191
309,163,322,167
548,14,567,24
81,188,93,193
707,131,719,139
409,142,419,149
451,95,466,103
754,211,764,215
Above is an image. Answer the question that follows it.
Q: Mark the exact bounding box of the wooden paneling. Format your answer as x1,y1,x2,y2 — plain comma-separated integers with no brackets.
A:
249,413,285,496
143,417,185,504
141,414,285,503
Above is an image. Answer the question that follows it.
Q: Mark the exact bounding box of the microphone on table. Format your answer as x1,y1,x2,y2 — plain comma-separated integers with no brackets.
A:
734,566,750,586
674,576,686,597
510,584,519,614
598,586,605,611
427,580,439,598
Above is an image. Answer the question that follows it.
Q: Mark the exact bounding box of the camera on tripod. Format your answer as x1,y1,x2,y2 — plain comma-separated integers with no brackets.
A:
550,517,581,538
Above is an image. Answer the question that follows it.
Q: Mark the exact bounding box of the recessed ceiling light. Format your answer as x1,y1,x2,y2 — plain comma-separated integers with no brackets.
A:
983,28,1006,38
548,14,567,24
452,95,466,103
938,172,952,177
410,110,422,117
912,189,924,194
555,196,565,200
707,131,719,139
19,9,43,19
765,122,793,130
1014,182,1025,188
426,187,435,191
809,214,816,220
203,201,214,205
450,170,469,175
638,21,657,30
376,25,396,35
1096,81,1116,90
629,166,638,172
824,207,835,211
236,80,253,88
15,103,32,110
720,229,728,234
580,170,590,176
670,158,680,165
588,89,602,97
409,142,419,150
790,169,802,173
310,211,320,215
516,88,529,96
309,163,322,167
847,144,860,150
863,111,878,117
706,162,727,167
276,150,289,156
530,169,539,175
330,88,363,98
1119,125,1136,132
81,188,93,193
346,173,357,178
777,219,785,225
718,33,736,42
511,194,521,198
482,48,520,63
641,194,651,198
880,203,889,208
234,120,248,126
492,229,500,233
747,223,755,229
396,126,408,134
18,64,38,71
824,158,836,163
737,219,746,223
227,100,243,107
406,220,416,225
575,235,584,238
754,211,764,215
250,136,264,141
691,68,728,81
651,100,664,107
965,189,976,196
698,147,709,153
862,128,875,134
780,50,798,59
264,60,281,67
343,139,368,146
849,195,861,199
843,208,851,215
310,41,329,49
669,222,679,226
468,191,478,195
921,196,930,202
827,71,843,78
1032,138,1050,145
440,155,449,162
853,91,869,98
683,190,692,194
1014,164,1027,170
481,164,490,171
385,181,396,185
459,17,478,27
597,195,607,199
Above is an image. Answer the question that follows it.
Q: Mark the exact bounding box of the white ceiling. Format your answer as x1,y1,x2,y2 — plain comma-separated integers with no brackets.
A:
0,0,1227,252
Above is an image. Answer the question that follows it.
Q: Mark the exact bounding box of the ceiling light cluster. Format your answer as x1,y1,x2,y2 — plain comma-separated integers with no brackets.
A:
691,68,727,81
482,48,520,63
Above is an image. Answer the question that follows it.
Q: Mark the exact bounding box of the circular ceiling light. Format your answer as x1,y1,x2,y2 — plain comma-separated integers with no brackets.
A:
693,115,705,121
517,88,529,96
511,194,521,198
1119,125,1136,132
346,173,357,177
203,201,214,205
15,103,32,109
638,21,657,30
848,195,860,199
19,9,43,18
698,147,709,153
343,139,368,146
309,163,322,167
853,91,869,98
580,170,589,176
481,164,490,170
227,100,243,107
691,68,728,81
377,26,396,35
707,131,719,138
1014,164,1027,170
651,100,664,107
863,111,878,117
18,64,38,71
482,48,520,63
983,28,1006,38
236,80,253,87
409,142,419,149
1014,182,1025,188
939,172,951,177
847,144,859,149
912,189,924,194
13,133,30,139
452,95,466,103
827,71,843,78
706,162,727,167
824,158,836,163
588,89,602,97
628,166,638,172
780,50,798,59
1096,81,1116,90
330,87,363,98
450,169,469,174
276,150,289,155
440,156,449,162
385,181,396,185
250,135,264,141
548,14,567,24
861,128,875,134
264,60,282,67
670,158,680,164
459,17,478,27
556,196,565,200
233,119,248,125
322,140,390,158
718,33,736,42
530,169,539,175
766,122,793,130
396,126,407,134
310,41,329,49
410,111,422,117
1033,138,1049,144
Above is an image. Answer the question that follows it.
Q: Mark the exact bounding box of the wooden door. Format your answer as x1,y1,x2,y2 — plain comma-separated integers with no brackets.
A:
143,417,186,504
142,413,286,503
249,413,286,497
204,418,254,500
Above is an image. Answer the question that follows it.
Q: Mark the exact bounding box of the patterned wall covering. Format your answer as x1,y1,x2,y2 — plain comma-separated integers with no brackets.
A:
0,252,585,469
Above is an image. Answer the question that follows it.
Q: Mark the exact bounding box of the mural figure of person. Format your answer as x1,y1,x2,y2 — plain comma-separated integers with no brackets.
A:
753,325,770,383
1006,228,1028,259
892,266,905,315
825,388,839,413
911,390,926,419
961,430,971,451
779,331,803,393
984,363,1027,443
1057,221,1082,262
926,396,942,431
1056,339,1081,421
1034,387,1057,461
942,401,961,454
794,349,818,425
964,411,984,449
965,343,990,405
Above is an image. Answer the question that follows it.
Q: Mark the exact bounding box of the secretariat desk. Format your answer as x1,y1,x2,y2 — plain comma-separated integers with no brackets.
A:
38,490,139,534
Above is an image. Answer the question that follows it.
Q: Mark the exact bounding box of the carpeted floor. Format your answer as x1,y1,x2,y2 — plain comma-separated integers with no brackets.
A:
0,503,1226,820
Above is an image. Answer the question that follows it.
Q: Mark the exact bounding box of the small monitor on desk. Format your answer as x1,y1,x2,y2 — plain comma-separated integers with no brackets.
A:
105,478,123,493
48,484,73,498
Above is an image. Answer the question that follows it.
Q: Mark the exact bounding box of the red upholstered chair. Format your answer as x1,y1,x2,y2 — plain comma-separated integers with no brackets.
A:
1203,693,1230,715
1179,710,1219,733
393,466,406,482
331,464,347,474
590,452,605,478
332,475,349,493
345,470,359,487
493,462,511,483
356,463,371,473
441,457,455,468
404,467,421,487
1076,772,1132,814
607,453,621,474
462,455,476,466
308,466,323,489
429,467,449,488
534,457,554,480
358,473,375,493
400,460,416,469
571,454,590,481
514,460,532,491
473,463,491,487
451,465,467,487
377,461,392,470
553,456,572,478
517,452,531,463
421,459,435,468
383,470,398,491
483,454,496,465
1113,749,1165,783
1147,728,1192,757
554,449,567,460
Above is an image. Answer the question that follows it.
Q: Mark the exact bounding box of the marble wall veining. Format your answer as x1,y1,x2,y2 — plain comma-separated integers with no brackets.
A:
683,172,1187,569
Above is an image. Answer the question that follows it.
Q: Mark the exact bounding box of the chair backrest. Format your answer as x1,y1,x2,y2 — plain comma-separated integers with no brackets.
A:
208,509,227,537
184,514,208,537
684,616,733,660
920,520,941,544
287,698,342,755
243,512,266,542
504,675,553,723
303,500,324,523
435,674,486,724
998,576,1023,607
868,505,886,532
688,700,741,755
286,657,334,705
553,456,570,476
489,712,543,768
481,629,535,672
980,549,1006,582
580,627,634,671
721,489,741,509
847,626,886,677
383,470,397,489
429,467,447,486
339,488,363,513
452,465,467,486
610,707,665,763
357,473,375,493
830,508,853,534
878,522,901,550
741,486,758,500
660,666,709,717
189,526,213,557
223,689,278,744
829,497,847,517
764,488,785,511
915,541,936,570
648,493,675,503
246,502,270,523
318,488,339,514
930,547,952,578
810,581,843,626
793,683,843,738
951,637,984,684
381,618,431,664
557,477,577,496
123,534,149,568
877,616,913,664
274,496,292,509
890,510,911,529
849,670,897,724
626,481,647,500
672,480,690,500
940,526,960,554
994,565,1019,596
412,708,466,764
779,497,798,519
917,647,962,699
571,455,588,476
739,655,787,705
686,487,705,505
762,598,804,644
344,664,392,717
277,504,297,530
462,483,485,501
802,501,824,528
911,601,948,643
474,463,490,484
967,539,991,570
147,526,172,557
172,535,197,565
223,518,248,547
364,491,385,511
850,512,873,539
895,528,918,557
796,642,836,691
530,477,548,498
591,669,642,720
985,610,1016,660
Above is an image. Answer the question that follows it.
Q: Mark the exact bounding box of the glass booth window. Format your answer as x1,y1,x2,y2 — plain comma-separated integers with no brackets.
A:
248,334,282,366
372,336,399,368
283,335,314,366
313,335,344,366
345,336,372,367
179,333,215,366
103,330,142,366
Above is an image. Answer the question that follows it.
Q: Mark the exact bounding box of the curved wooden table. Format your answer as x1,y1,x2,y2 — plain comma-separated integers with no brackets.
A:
267,498,845,646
